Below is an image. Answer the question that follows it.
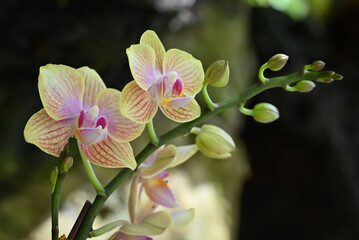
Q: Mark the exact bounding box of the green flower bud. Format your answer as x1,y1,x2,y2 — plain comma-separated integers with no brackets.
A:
205,60,230,87
332,73,343,80
50,166,58,194
310,60,326,71
267,54,288,71
63,156,73,172
317,78,334,83
253,103,279,123
296,80,316,93
191,124,235,159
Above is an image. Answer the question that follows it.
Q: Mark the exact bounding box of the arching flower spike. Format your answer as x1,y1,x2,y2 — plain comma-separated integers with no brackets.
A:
24,64,145,169
120,30,204,123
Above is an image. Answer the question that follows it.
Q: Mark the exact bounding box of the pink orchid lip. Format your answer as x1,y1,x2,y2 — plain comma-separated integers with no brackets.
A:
160,71,185,107
75,106,109,145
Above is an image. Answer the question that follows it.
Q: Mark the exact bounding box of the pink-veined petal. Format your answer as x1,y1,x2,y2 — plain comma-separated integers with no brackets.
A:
143,178,179,208
140,30,166,74
127,44,159,91
38,64,84,120
119,211,172,236
140,145,177,179
77,66,106,110
160,98,201,123
24,109,75,157
110,232,152,240
79,136,136,169
96,88,145,142
163,49,204,96
162,96,193,109
120,81,158,124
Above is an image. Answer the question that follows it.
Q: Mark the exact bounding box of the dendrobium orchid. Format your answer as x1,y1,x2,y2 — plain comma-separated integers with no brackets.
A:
24,64,145,169
120,30,204,123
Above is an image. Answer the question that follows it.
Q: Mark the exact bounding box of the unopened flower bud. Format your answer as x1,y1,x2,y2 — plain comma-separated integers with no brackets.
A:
253,103,279,123
332,73,343,80
50,166,58,194
191,124,235,159
317,78,334,83
310,60,325,71
296,80,316,93
63,156,73,172
205,60,230,87
267,54,288,71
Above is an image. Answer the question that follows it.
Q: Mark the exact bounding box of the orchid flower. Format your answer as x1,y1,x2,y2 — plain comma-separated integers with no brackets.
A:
120,30,204,123
24,64,145,169
129,144,198,224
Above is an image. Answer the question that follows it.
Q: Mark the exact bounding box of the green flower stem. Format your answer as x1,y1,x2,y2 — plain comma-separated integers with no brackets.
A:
51,145,69,240
285,84,298,92
89,220,125,238
79,146,107,197
74,69,336,240
147,120,159,146
239,104,254,116
202,83,217,111
258,62,269,84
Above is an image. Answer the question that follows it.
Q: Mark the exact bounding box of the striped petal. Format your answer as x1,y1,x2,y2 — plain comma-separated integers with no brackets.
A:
120,81,158,124
127,44,159,91
140,145,177,179
96,88,145,142
163,49,204,96
79,136,136,169
140,30,166,73
120,211,172,236
39,64,84,120
143,176,179,208
24,109,75,157
77,66,106,110
160,99,201,123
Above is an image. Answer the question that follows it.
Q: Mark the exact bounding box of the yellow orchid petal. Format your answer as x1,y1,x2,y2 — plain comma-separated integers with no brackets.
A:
163,49,204,96
120,81,158,124
140,145,177,179
168,144,198,168
77,66,106,110
38,64,84,120
120,211,172,236
129,174,141,224
96,88,145,142
127,44,159,91
170,208,195,230
140,30,166,73
160,98,201,123
24,109,75,157
79,137,136,169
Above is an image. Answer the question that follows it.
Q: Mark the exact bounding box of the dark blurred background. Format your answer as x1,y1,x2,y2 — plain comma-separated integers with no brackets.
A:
0,0,358,239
